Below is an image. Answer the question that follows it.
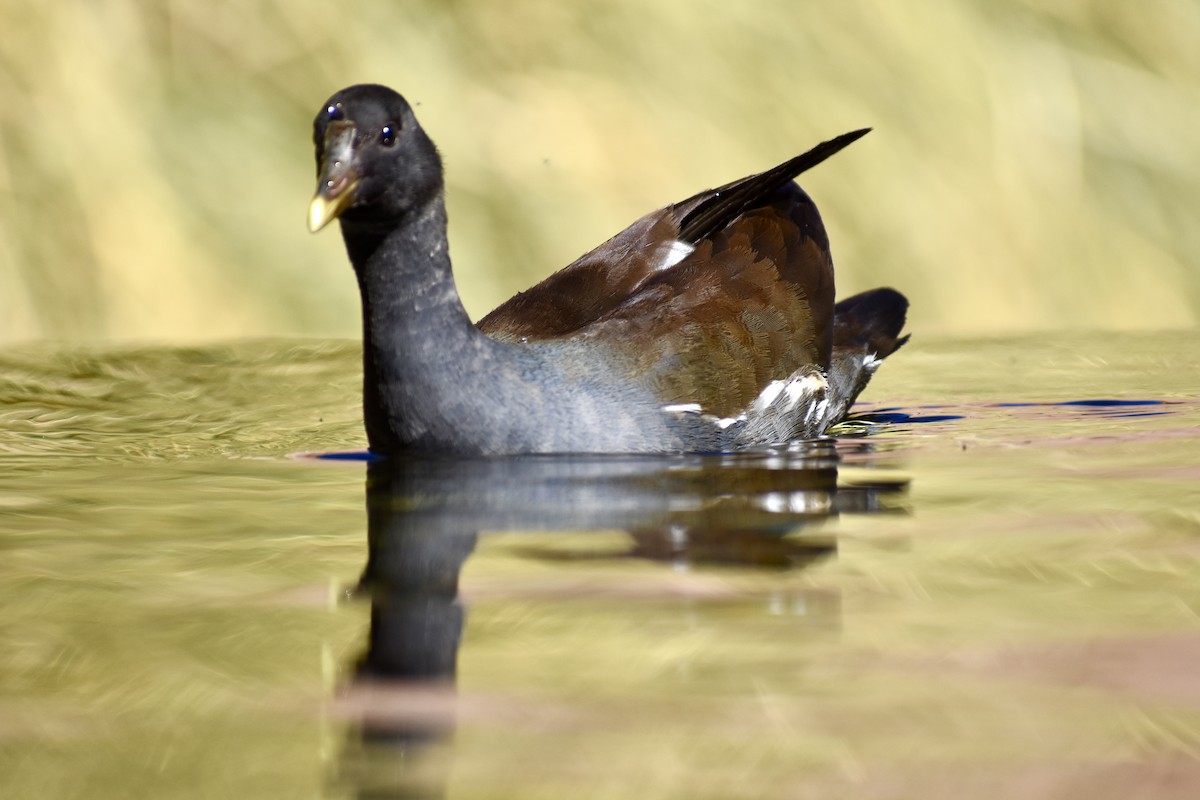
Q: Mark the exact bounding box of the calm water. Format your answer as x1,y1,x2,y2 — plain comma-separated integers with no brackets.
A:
2,333,1199,799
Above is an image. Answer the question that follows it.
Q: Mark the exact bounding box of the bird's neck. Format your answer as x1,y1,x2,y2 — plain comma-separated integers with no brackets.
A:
340,197,491,452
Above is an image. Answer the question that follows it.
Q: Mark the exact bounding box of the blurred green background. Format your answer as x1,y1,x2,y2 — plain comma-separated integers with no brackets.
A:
1,0,1197,343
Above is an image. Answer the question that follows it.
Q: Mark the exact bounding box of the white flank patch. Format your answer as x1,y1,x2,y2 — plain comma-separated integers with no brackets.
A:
804,395,831,427
662,402,745,431
752,373,827,413
663,371,832,439
783,374,824,408
756,380,786,408
863,352,882,372
654,240,695,271
662,403,702,414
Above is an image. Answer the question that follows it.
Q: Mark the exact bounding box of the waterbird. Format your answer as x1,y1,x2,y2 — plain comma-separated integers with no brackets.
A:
308,84,908,456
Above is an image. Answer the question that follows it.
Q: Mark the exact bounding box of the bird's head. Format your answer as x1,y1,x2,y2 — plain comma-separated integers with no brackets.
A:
308,84,443,233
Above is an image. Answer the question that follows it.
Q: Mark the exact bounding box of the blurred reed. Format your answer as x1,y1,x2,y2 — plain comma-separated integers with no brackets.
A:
0,0,1197,343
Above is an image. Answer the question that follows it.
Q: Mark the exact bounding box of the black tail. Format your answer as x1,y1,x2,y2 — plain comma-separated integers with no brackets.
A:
832,287,910,358
826,287,910,425
678,128,871,245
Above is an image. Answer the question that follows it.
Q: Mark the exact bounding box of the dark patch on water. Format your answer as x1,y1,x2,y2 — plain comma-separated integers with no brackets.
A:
311,450,379,461
992,399,1174,419
856,410,966,424
993,399,1166,408
853,398,1179,427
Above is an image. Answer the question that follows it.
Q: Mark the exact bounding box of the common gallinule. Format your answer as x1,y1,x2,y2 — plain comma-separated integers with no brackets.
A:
308,84,908,456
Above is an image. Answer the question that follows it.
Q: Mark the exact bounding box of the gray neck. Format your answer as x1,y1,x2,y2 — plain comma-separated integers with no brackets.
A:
341,198,503,453
339,197,681,455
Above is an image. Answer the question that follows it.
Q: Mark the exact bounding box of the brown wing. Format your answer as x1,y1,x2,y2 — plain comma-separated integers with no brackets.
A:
565,185,835,418
476,202,695,341
478,129,867,345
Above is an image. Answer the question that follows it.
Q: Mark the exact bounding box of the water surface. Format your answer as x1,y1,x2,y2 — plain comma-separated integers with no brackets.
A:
2,333,1199,799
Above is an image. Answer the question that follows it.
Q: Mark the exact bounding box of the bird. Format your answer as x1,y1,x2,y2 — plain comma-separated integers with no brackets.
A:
307,83,908,456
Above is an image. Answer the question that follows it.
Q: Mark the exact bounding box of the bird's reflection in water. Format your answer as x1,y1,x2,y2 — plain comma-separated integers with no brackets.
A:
331,440,907,798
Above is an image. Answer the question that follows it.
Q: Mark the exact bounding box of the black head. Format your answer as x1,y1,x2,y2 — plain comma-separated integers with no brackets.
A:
308,84,443,233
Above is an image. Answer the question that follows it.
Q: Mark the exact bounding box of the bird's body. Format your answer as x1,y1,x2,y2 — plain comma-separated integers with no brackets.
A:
309,84,908,456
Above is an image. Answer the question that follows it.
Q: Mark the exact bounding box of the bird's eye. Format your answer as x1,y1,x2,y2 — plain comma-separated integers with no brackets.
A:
380,124,398,147
326,104,344,121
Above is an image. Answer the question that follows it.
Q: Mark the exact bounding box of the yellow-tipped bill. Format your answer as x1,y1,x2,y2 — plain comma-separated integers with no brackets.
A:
308,188,356,233
308,121,360,233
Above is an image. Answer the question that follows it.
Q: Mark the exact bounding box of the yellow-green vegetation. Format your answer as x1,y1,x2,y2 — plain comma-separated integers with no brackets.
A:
1,0,1197,342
